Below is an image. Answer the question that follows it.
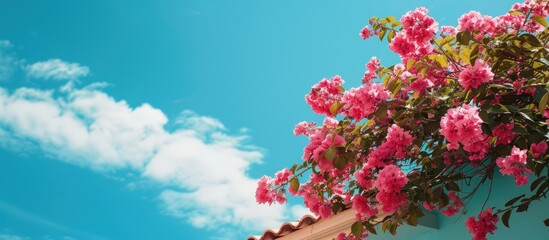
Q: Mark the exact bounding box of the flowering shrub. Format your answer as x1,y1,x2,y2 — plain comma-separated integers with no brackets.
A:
256,0,549,238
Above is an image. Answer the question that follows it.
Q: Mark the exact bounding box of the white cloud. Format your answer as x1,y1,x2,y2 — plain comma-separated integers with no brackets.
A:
0,234,26,240
25,59,89,80
0,200,104,240
0,40,15,81
0,79,297,236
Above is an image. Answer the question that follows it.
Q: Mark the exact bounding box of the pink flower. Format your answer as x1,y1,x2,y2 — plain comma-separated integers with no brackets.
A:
491,123,516,146
336,232,366,240
300,183,333,219
441,192,464,217
458,59,494,89
440,104,489,161
401,7,438,43
496,146,532,186
423,201,435,211
305,75,344,116
385,124,415,158
352,194,378,219
293,121,316,136
366,57,381,72
362,57,381,83
255,176,287,205
302,128,345,173
389,32,416,57
354,167,374,189
376,191,407,214
466,208,499,240
530,141,548,158
375,165,409,192
273,168,292,186
440,26,457,37
359,26,372,40
374,165,409,213
341,83,390,121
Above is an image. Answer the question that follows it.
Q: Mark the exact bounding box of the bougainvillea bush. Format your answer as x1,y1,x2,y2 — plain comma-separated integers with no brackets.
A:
256,0,549,239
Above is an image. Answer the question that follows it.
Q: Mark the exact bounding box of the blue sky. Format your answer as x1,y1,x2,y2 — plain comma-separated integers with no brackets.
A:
0,1,517,239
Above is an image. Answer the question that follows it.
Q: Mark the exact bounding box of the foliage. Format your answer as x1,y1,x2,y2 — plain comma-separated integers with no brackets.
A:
256,1,549,239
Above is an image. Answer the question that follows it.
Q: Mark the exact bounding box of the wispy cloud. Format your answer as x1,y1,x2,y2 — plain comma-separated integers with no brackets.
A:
0,43,296,237
0,234,27,240
0,40,16,81
0,200,104,240
25,59,89,81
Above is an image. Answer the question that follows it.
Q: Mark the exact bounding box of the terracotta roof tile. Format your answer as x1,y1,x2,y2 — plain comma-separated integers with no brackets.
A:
246,214,319,240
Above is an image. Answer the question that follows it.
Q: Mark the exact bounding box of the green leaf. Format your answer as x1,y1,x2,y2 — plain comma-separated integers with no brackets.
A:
437,35,456,47
406,215,418,226
539,58,549,67
445,181,461,192
532,16,549,28
351,221,363,238
521,34,542,47
382,221,391,233
406,58,416,70
518,111,535,123
509,10,523,16
365,223,377,235
385,16,396,23
289,163,298,174
513,123,529,135
389,224,398,236
517,202,530,212
539,92,548,112
490,104,510,114
530,176,547,191
436,55,448,68
332,202,342,213
290,178,300,192
375,103,388,121
330,102,341,116
324,147,337,161
379,29,387,41
387,30,395,42
456,31,471,45
502,210,512,228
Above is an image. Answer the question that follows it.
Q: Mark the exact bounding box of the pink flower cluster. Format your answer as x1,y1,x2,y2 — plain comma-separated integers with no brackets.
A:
359,26,372,40
389,7,437,58
440,104,489,161
440,26,457,37
255,174,288,205
341,83,390,121
305,75,344,116
458,59,494,89
302,119,345,172
352,194,378,219
513,0,549,18
458,2,549,38
365,124,415,169
293,121,316,136
374,165,409,213
496,146,531,186
466,208,499,240
491,123,516,146
299,182,333,219
530,141,548,158
354,167,374,189
441,192,464,216
362,57,381,83
386,124,415,158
